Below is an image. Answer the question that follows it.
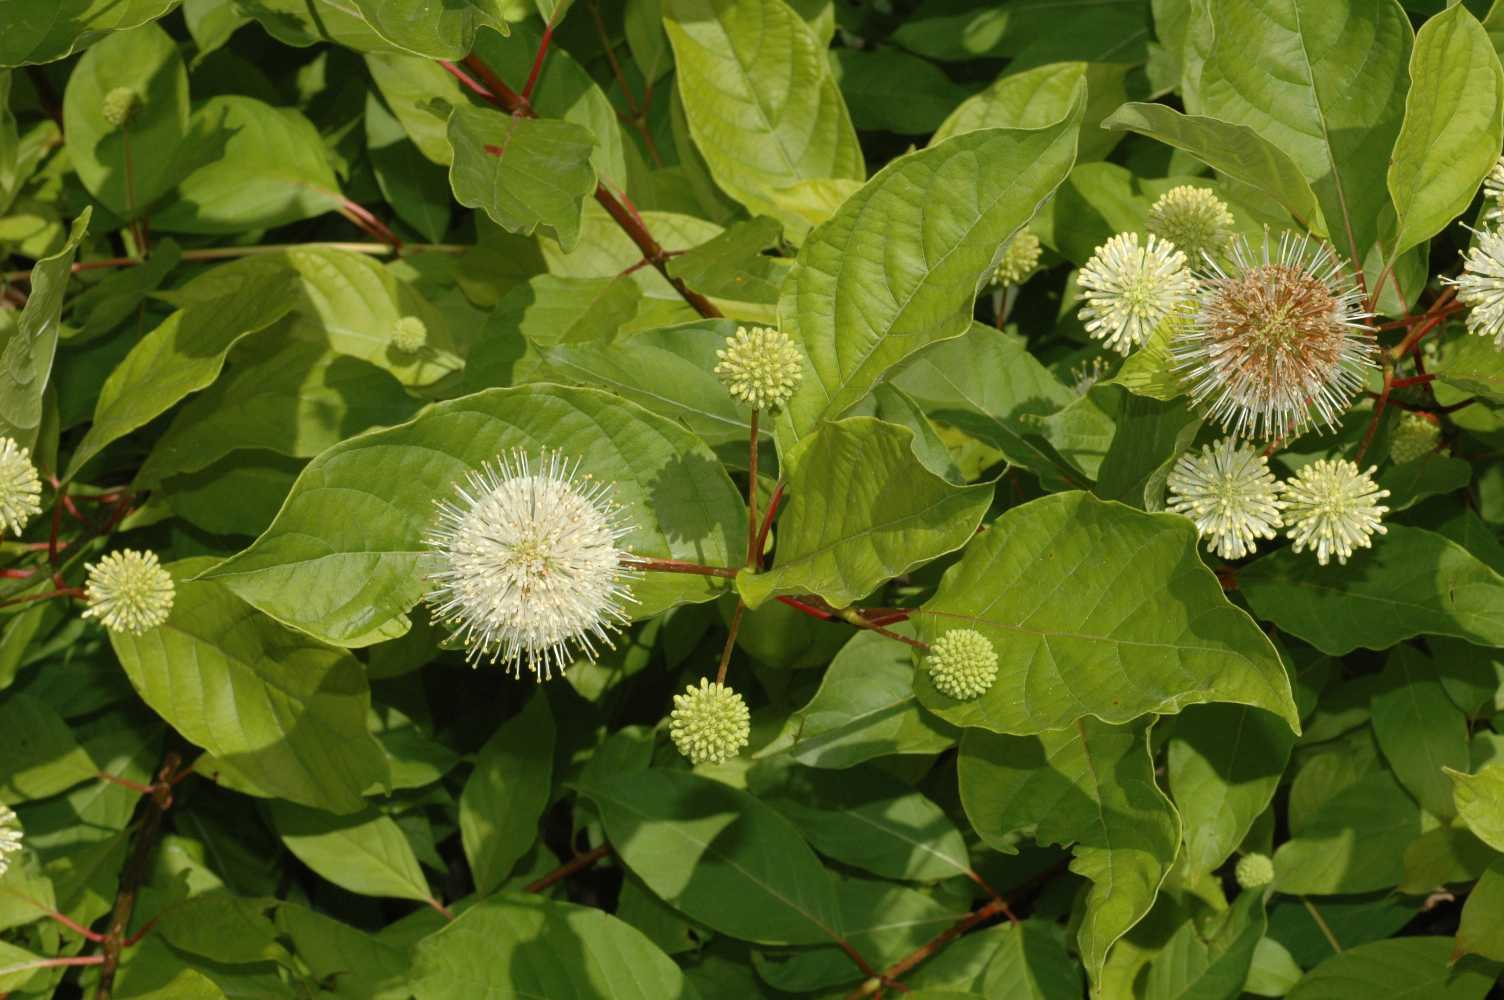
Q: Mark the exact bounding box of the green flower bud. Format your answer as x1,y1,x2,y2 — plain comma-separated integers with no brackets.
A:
714,326,803,410
1235,852,1274,889
392,315,428,353
101,87,141,129
927,628,998,701
1146,185,1234,262
1389,412,1439,465
994,232,1042,287
669,678,751,765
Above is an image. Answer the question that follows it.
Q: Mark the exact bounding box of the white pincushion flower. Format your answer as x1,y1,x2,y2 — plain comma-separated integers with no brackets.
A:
1147,185,1235,262
993,232,1042,287
1078,233,1196,355
1443,226,1504,348
1281,459,1389,566
1173,231,1377,440
425,449,638,680
0,436,43,537
1166,438,1285,560
82,550,175,634
0,804,21,878
669,678,751,764
926,628,998,700
714,326,804,410
1483,155,1504,224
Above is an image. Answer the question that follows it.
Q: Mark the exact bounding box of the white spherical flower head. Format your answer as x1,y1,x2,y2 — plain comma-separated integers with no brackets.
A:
714,326,804,410
1078,233,1196,355
669,678,751,765
1484,154,1504,224
1443,226,1504,348
392,315,427,353
1235,852,1274,890
425,449,639,680
0,804,21,878
927,628,998,700
1166,438,1285,560
82,550,175,635
0,436,43,537
101,87,140,129
1281,459,1389,566
1389,412,1440,465
993,232,1042,287
1147,186,1235,263
1173,231,1377,440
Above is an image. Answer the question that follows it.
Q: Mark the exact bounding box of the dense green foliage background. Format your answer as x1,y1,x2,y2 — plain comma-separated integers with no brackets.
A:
3,0,1504,997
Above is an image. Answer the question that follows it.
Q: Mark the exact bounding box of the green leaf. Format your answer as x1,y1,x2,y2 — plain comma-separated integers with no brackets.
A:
270,802,431,902
203,384,746,647
755,628,957,769
663,0,863,232
958,718,1181,986
412,893,694,1000
976,920,1084,999
576,767,843,946
0,693,97,803
1184,0,1411,267
135,340,423,487
109,565,389,814
0,209,86,450
738,418,995,608
0,0,176,67
1447,763,1504,852
66,265,301,479
1380,454,1472,513
275,903,411,1000
364,51,466,165
1287,936,1496,1000
914,492,1299,735
932,62,1128,162
1456,859,1504,963
345,0,507,59
1167,704,1295,880
1093,391,1201,511
446,107,596,252
1240,525,1504,656
1370,646,1470,819
1272,770,1421,895
1101,103,1322,232
460,693,554,896
1435,333,1504,403
776,107,1084,448
61,22,188,218
1387,5,1504,260
366,95,451,243
831,47,968,136
153,96,344,234
1143,890,1267,1000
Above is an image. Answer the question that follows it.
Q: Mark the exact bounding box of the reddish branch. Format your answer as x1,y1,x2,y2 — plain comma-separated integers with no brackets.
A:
444,55,722,319
525,844,612,893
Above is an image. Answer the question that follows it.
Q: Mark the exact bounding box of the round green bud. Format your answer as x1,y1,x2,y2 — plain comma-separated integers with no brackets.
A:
101,88,141,130
1146,185,1234,262
392,315,428,354
1235,852,1274,889
994,232,1042,287
926,628,998,700
1389,411,1440,465
713,326,804,410
669,678,751,765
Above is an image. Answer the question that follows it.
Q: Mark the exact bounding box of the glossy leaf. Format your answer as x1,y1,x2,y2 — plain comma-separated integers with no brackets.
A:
0,0,176,67
1447,763,1504,852
0,210,87,449
1287,937,1496,1000
270,802,431,902
346,0,507,59
1273,770,1421,895
460,693,554,896
1370,646,1470,819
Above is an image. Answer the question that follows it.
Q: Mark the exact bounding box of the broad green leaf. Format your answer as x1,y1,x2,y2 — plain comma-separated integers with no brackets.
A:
931,61,1128,161
460,693,555,896
914,492,1299,735
364,51,466,165
755,628,957,769
1101,103,1322,232
958,718,1181,986
276,903,411,1000
203,385,746,647
664,216,785,306
577,767,843,946
1168,704,1295,879
1184,0,1411,267
663,0,863,232
1240,525,1504,656
1143,890,1267,1000
346,0,507,59
1370,646,1470,819
486,274,643,353
738,418,995,608
777,108,1083,448
0,0,176,67
757,765,971,883
977,920,1084,999
540,198,723,306
1435,332,1504,403
0,694,97,803
1093,391,1201,511
1447,763,1504,852
0,209,86,450
1399,824,1494,893
110,564,389,814
446,108,596,252
366,95,451,243
1273,770,1421,895
412,893,693,1000
1380,454,1472,513
832,47,969,136
1456,860,1504,962
1287,937,1496,1000
65,265,300,479
135,341,422,487
154,96,344,234
270,802,431,902
61,22,187,217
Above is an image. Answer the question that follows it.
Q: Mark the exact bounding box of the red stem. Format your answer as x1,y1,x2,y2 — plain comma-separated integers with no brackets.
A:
521,22,553,101
622,557,737,579
1390,373,1435,389
525,844,612,893
754,480,783,571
